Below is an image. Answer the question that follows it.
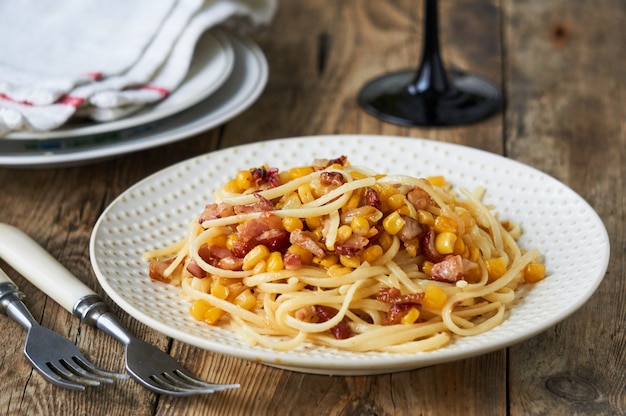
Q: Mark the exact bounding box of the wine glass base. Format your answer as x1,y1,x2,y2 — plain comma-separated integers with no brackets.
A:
358,69,503,127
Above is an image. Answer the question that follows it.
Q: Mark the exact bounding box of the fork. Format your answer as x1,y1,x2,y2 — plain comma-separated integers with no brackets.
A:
0,223,239,396
0,266,126,391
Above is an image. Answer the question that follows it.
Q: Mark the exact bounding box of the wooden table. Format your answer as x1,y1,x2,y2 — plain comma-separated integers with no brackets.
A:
1,1,624,415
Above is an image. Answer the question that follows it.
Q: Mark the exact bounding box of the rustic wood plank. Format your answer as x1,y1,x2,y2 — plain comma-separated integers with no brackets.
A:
503,0,626,415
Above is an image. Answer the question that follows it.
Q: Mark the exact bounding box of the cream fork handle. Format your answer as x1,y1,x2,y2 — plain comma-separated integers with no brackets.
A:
0,223,95,313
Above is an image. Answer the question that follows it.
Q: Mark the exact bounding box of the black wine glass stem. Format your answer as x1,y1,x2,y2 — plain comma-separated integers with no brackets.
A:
410,0,451,95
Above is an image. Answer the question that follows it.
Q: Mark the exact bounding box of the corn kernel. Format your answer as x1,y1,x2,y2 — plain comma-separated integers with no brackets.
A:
207,234,228,247
398,205,411,217
469,246,480,263
339,254,361,269
266,251,284,272
387,193,406,211
435,232,457,255
289,166,314,179
336,225,353,241
327,264,352,277
282,217,304,232
453,237,465,255
434,215,457,233
234,289,257,310
361,245,383,263
305,216,322,230
211,283,229,300
190,299,211,321
350,215,370,236
464,265,482,283
417,210,435,226
423,284,448,310
427,176,446,187
278,192,302,210
313,254,338,268
350,171,367,180
400,307,420,324
278,170,291,184
524,263,546,283
252,260,267,274
243,244,271,270
485,257,507,281
297,184,315,203
226,234,239,251
422,261,434,275
288,244,313,265
378,232,393,252
222,179,241,193
235,170,253,190
343,193,361,211
203,307,225,325
457,208,476,229
383,211,406,235
404,241,419,257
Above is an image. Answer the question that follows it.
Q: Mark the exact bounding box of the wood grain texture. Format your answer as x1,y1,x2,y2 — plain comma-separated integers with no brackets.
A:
0,0,623,415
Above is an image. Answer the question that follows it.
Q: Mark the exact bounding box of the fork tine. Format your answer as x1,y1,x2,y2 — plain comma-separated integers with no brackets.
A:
170,369,240,391
30,362,89,391
64,356,127,384
149,372,235,395
47,361,102,387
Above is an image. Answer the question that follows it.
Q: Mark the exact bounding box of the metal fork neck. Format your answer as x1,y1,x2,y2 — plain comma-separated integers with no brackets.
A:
73,294,133,346
0,281,36,330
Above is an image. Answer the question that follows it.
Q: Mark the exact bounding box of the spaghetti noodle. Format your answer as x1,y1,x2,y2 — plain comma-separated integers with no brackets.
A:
145,156,546,353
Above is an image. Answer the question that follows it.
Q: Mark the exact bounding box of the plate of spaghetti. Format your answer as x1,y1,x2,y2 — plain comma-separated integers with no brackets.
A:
90,135,610,375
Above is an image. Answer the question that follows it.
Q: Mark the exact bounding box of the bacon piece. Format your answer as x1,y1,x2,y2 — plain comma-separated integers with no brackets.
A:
186,260,206,278
430,255,464,283
237,212,283,243
283,252,302,270
320,171,344,186
385,303,416,325
289,229,325,257
327,156,347,166
234,192,275,214
314,305,351,339
341,205,382,224
407,187,431,210
199,244,244,271
255,228,291,252
419,226,444,263
377,287,424,304
365,187,382,210
250,166,281,188
334,234,369,256
377,288,424,325
217,257,244,270
397,215,422,242
198,203,234,223
149,258,175,282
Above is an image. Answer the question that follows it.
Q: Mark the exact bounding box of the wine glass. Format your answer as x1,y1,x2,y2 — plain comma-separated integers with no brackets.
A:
358,0,503,127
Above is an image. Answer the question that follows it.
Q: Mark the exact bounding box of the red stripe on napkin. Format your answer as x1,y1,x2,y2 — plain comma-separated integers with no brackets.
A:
56,96,85,108
143,85,170,97
0,93,33,106
86,72,103,80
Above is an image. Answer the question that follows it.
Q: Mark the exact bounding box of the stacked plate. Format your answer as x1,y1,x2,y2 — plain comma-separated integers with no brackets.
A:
0,29,268,168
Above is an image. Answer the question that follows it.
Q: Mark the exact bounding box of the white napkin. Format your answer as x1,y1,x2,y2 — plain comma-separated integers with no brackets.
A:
0,0,276,136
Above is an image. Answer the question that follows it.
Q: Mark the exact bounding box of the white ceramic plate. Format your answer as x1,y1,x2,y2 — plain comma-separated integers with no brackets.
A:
90,135,610,376
0,32,267,168
6,29,234,140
